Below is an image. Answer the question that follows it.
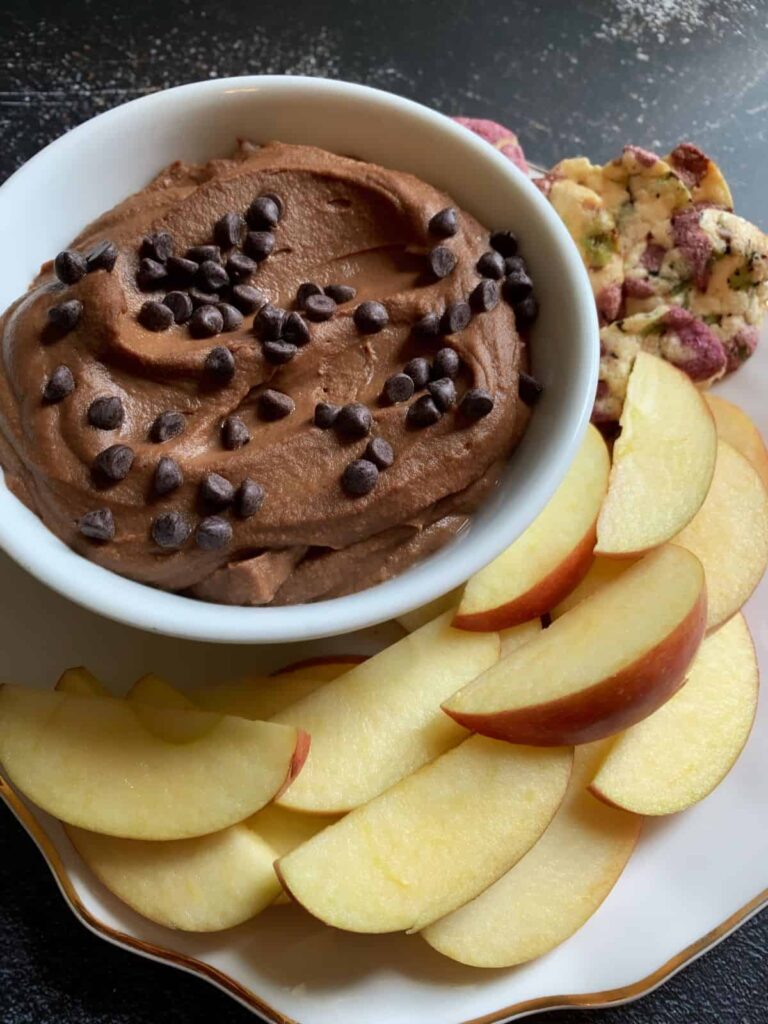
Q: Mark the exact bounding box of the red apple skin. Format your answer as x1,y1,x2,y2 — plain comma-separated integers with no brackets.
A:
453,526,597,632
277,730,312,798
444,591,707,746
271,655,366,676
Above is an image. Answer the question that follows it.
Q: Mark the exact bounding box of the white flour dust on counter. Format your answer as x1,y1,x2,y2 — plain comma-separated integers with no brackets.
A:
598,0,759,44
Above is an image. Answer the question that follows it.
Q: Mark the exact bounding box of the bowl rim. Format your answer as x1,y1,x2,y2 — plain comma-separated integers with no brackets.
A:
0,74,599,643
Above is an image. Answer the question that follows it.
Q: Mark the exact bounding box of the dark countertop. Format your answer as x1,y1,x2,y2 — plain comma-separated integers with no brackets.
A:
0,0,766,1021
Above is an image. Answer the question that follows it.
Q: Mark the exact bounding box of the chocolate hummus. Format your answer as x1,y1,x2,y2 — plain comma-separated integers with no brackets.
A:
0,141,537,605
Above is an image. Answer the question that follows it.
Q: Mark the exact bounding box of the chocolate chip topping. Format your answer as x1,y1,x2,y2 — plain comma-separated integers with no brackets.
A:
196,259,230,293
364,437,395,469
188,287,219,309
85,241,118,274
432,347,461,380
324,283,357,304
490,230,518,257
153,456,183,495
141,232,173,263
263,340,298,365
217,303,244,332
383,372,415,404
258,389,295,421
304,294,336,322
428,245,457,280
204,346,236,384
403,357,431,390
214,212,246,249
166,256,199,283
460,387,495,420
440,301,472,335
93,443,134,483
53,250,86,286
150,410,186,443
476,250,505,279
226,252,257,282
413,312,442,338
244,231,275,262
139,300,174,332
186,245,221,265
504,255,526,276
354,300,389,334
151,511,191,549
235,478,265,518
230,284,266,314
189,305,224,338
47,299,83,334
136,258,167,290
221,415,251,450
196,515,233,551
406,394,442,428
515,294,539,328
502,270,533,303
428,207,458,238
247,195,281,230
254,304,286,340
163,291,193,324
470,279,500,313
296,282,323,308
518,372,544,406
88,396,124,430
43,365,74,403
337,402,373,438
78,508,115,542
342,459,379,496
427,377,457,411
314,402,340,429
201,472,235,509
282,311,310,346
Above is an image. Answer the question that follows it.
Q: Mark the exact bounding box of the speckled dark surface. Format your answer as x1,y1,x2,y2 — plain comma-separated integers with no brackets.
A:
0,0,766,1021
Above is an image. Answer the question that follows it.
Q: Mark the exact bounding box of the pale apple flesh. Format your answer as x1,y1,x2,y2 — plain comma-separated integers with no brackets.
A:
590,613,758,815
705,394,768,491
551,557,635,619
396,589,464,633
55,667,106,697
443,545,707,746
499,618,543,657
277,737,572,933
271,656,366,679
422,741,641,967
454,425,610,630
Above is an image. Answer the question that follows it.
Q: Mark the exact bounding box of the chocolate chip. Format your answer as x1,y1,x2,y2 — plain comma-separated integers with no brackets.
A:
460,387,495,420
226,252,257,282
282,311,310,346
204,346,235,384
221,415,250,449
432,347,461,380
428,207,458,238
258,389,295,421
166,256,199,283
196,259,230,293
139,300,174,331
383,372,415,404
151,511,191,549
235,479,265,518
254,304,286,340
86,241,118,273
78,508,115,542
186,244,221,265
201,472,235,509
314,402,340,429
502,270,533,303
296,282,323,308
230,284,266,314
428,246,457,279
47,299,83,333
214,212,246,249
342,459,379,496
324,283,357,304
504,255,526,276
196,516,233,551
141,233,173,263
150,410,186,443
413,312,441,338
217,303,244,332
247,195,281,230
88,396,124,430
136,258,167,290
263,192,284,215
364,437,394,469
337,402,373,439
427,377,457,411
490,231,518,257
263,340,298,365
477,251,505,279
354,301,389,334
403,357,431,389
515,295,539,328
43,365,74,403
470,279,500,313
406,394,442,428
304,294,336,322
519,371,544,405
244,231,275,262
189,305,224,338
93,444,134,482
188,287,219,309
163,291,193,324
440,301,472,335
153,456,183,495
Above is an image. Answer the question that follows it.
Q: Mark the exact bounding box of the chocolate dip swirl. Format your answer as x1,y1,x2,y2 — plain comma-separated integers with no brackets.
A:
0,142,531,605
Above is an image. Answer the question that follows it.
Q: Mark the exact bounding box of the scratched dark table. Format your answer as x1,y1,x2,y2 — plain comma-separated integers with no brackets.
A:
1,1,767,1022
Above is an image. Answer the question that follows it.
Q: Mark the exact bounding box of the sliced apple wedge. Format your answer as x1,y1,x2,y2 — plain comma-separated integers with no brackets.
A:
590,614,758,815
396,589,464,633
271,612,499,813
674,440,768,631
55,666,107,697
551,557,635,619
277,737,572,933
444,545,706,745
272,656,366,679
596,352,717,556
705,394,768,490
454,425,610,630
422,741,641,966
130,673,194,709
500,618,542,657
0,686,308,839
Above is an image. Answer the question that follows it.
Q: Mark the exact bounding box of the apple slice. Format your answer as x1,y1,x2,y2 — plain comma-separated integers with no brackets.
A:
454,425,610,630
590,613,758,815
551,557,635,619
272,612,499,813
443,545,706,745
277,737,572,933
396,588,464,633
674,440,768,631
422,740,641,966
0,686,308,839
272,656,366,679
55,666,107,697
596,352,717,556
500,618,542,657
705,394,768,490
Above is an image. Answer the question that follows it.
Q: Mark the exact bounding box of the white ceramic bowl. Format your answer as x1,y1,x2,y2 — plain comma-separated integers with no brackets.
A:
0,76,598,643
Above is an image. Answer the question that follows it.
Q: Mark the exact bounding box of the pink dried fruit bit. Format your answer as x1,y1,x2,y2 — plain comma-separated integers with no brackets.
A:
452,117,529,175
661,307,727,383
